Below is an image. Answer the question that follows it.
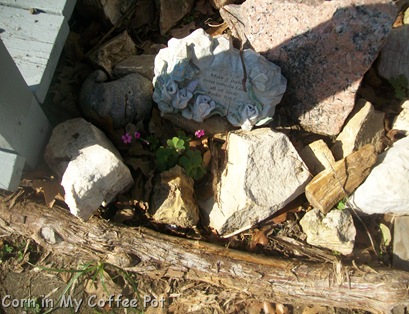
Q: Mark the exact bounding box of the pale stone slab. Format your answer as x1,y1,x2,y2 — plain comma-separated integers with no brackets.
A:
207,128,311,237
153,28,287,131
331,99,385,160
44,118,133,220
300,140,335,176
300,208,356,255
221,0,396,135
349,136,409,215
393,216,409,271
393,100,409,134
150,166,199,228
306,144,377,214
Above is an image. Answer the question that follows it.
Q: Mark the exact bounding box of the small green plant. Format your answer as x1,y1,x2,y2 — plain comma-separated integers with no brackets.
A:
23,297,42,314
389,74,409,100
155,132,206,180
32,260,142,314
336,198,347,210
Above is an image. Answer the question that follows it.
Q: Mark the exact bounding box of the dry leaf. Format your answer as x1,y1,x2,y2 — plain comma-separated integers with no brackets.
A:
250,229,269,249
32,180,65,208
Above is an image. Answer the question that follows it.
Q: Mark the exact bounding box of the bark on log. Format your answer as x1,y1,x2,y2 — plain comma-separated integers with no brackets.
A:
0,194,408,313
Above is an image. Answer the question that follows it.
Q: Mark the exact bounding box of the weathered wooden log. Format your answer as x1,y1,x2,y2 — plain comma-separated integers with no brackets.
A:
0,193,408,313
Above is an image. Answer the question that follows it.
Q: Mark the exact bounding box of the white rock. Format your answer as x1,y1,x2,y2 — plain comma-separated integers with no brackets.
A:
393,100,409,134
300,208,356,255
44,118,134,221
299,140,335,176
349,136,409,215
207,128,311,237
153,29,287,130
331,99,385,160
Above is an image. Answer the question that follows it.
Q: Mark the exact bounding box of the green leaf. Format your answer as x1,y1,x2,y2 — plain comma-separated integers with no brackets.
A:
379,223,391,246
155,147,179,172
167,137,186,151
336,198,347,210
179,150,206,180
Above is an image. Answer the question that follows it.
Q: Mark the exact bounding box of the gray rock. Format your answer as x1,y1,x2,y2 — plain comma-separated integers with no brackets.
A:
44,118,134,221
150,165,199,228
113,55,156,80
349,136,409,215
88,31,137,77
80,70,153,129
331,99,385,160
221,0,397,135
377,25,409,89
153,28,287,131
206,128,311,237
300,208,356,255
393,216,409,271
157,0,195,35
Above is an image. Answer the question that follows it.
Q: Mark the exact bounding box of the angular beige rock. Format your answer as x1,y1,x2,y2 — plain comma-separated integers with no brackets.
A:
158,0,195,35
150,166,199,228
207,128,311,237
393,100,409,133
221,0,397,135
300,140,335,176
331,99,385,160
113,55,156,80
44,118,134,221
305,144,377,213
300,208,356,255
89,31,136,77
377,25,409,88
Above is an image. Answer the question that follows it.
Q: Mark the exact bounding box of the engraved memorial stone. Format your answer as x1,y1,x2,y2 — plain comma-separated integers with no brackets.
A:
153,29,287,130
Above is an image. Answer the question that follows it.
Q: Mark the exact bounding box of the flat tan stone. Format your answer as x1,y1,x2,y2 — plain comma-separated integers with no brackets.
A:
305,144,377,213
300,140,335,176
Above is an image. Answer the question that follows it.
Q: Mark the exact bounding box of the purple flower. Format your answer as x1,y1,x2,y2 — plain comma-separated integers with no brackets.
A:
121,133,132,144
195,129,205,138
134,131,141,139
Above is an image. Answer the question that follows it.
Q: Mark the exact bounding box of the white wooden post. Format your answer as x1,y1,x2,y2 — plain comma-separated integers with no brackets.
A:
0,39,51,191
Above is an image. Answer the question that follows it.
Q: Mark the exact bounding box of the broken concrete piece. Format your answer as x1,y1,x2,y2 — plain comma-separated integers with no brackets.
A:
89,31,136,77
377,25,409,89
393,100,409,134
393,216,409,271
150,165,199,228
305,144,377,214
300,140,335,176
221,0,397,135
153,28,287,131
113,55,156,80
207,128,311,237
44,118,134,221
157,0,195,35
349,136,409,215
331,99,385,160
300,208,356,255
80,70,153,129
